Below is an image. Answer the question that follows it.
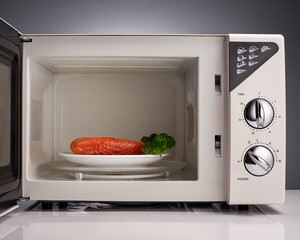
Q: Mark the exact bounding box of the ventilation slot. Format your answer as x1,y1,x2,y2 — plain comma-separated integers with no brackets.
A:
31,99,42,141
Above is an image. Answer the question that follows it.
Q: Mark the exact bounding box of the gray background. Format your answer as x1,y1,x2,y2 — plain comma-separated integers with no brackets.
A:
1,0,299,188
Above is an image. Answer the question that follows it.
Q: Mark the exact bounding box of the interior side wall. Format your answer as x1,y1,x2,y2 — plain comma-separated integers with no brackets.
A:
28,58,54,179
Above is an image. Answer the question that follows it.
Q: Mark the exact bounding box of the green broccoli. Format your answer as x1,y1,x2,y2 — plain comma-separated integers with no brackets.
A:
141,133,176,156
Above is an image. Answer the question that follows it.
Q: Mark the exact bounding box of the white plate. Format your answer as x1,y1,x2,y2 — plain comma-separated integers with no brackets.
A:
58,153,169,167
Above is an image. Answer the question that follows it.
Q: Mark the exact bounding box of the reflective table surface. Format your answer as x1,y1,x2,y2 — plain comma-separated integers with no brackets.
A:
0,190,299,240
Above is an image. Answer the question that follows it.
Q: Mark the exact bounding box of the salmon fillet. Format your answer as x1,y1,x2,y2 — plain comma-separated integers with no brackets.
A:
70,137,144,155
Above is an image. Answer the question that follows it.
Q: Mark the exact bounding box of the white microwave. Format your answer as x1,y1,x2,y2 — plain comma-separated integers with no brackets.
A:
0,19,286,211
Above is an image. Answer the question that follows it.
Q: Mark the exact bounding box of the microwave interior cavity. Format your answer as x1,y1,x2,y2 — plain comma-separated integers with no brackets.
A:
28,56,199,181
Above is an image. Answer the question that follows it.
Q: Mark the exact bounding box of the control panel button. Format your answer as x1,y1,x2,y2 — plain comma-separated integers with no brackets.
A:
244,98,274,129
244,146,274,176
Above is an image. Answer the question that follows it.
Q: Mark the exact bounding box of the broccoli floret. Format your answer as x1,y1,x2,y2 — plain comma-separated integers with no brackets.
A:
141,133,176,155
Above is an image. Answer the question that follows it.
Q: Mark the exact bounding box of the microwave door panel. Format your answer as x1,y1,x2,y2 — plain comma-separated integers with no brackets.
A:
0,18,22,213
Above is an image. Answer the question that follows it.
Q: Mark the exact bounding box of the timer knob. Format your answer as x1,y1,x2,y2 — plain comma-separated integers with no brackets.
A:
244,98,274,129
244,146,274,176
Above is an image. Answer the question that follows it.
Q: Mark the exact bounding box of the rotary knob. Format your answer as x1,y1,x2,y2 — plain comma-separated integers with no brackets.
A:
244,98,274,129
244,146,274,176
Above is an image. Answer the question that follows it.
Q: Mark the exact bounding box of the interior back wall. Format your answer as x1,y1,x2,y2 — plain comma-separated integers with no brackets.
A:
1,0,299,189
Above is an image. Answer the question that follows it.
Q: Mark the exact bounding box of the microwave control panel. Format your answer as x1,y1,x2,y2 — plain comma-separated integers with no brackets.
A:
227,34,286,205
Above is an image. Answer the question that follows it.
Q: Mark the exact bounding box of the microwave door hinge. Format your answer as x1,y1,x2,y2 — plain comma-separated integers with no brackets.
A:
20,37,32,42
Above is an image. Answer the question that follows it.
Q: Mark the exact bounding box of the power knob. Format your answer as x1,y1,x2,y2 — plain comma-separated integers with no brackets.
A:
244,146,274,176
244,98,274,129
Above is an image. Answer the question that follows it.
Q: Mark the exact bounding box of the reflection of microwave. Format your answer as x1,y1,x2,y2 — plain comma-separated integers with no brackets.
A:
0,18,286,212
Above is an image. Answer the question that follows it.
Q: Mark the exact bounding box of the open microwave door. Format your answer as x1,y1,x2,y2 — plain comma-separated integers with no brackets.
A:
0,19,22,215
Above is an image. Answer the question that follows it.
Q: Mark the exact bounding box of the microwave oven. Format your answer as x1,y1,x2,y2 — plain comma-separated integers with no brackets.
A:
0,19,286,212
